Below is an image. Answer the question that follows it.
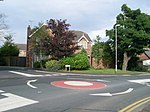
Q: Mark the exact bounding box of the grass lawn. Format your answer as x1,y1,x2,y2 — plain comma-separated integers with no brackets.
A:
66,68,147,75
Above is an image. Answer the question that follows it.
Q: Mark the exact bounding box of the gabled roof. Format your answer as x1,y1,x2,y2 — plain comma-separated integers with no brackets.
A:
71,30,92,42
28,24,92,43
29,23,48,38
145,51,150,59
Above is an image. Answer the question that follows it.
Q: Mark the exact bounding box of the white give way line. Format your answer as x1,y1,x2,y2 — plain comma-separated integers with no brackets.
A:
90,88,133,96
27,79,38,89
9,71,44,77
0,90,38,112
128,79,150,86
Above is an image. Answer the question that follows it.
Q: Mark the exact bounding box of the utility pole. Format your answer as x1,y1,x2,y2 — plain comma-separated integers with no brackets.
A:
115,24,120,73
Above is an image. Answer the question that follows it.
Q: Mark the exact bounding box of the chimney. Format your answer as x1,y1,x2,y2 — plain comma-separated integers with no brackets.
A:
27,25,32,39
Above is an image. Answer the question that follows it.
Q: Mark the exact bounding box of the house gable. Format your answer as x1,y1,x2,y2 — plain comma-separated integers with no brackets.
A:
16,44,27,57
78,33,89,43
145,51,150,59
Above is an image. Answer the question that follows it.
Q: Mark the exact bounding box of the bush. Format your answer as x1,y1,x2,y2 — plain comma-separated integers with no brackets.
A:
33,59,50,69
33,61,41,68
45,60,60,71
130,66,148,72
41,59,49,68
60,52,90,70
60,56,74,69
73,53,90,70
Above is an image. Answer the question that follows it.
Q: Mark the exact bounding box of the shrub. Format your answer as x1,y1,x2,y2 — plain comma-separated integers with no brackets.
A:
41,59,49,68
60,56,74,69
73,53,90,70
33,61,41,68
60,52,90,70
33,59,50,69
45,60,60,71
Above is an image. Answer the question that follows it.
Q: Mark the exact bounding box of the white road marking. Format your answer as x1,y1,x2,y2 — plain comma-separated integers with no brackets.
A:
27,79,38,89
9,71,63,77
67,78,110,82
0,90,5,93
0,91,38,112
128,79,150,86
9,71,43,77
96,79,111,82
64,81,93,86
90,88,133,96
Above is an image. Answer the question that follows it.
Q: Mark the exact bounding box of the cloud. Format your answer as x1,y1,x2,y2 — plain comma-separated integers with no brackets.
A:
89,28,110,42
1,0,150,44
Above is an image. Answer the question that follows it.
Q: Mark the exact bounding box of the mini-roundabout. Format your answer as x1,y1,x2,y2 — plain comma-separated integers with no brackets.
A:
51,80,107,89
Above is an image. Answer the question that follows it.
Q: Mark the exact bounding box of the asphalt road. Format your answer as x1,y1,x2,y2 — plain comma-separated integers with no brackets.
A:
0,68,150,112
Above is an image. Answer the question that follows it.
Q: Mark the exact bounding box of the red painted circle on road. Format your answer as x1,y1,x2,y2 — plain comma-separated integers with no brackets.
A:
51,80,107,89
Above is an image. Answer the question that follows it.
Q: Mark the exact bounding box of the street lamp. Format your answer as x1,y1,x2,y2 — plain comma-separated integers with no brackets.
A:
115,24,120,73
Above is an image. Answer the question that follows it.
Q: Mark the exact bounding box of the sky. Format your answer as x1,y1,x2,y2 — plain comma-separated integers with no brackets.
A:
0,0,150,45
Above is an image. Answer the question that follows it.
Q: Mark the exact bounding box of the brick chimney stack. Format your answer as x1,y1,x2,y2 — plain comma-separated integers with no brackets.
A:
26,25,33,68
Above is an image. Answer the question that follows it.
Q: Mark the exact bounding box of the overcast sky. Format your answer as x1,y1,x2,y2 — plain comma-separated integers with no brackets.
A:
0,0,150,44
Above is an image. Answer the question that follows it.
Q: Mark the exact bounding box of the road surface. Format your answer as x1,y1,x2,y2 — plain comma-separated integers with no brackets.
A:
0,68,150,112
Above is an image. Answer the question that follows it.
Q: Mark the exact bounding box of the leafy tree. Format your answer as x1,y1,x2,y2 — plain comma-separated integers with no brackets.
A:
102,41,114,68
92,35,104,67
31,22,49,55
0,35,19,65
47,19,78,59
106,4,150,71
31,23,50,68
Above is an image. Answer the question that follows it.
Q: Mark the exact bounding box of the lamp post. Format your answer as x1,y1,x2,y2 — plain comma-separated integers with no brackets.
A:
115,24,120,73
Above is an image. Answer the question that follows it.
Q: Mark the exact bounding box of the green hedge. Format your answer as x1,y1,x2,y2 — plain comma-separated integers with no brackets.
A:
60,52,90,70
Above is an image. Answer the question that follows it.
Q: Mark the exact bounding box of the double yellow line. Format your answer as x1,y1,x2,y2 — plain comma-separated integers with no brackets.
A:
119,96,150,112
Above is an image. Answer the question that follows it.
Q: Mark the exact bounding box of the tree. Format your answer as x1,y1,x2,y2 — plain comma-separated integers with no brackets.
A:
106,4,150,71
0,14,7,41
102,41,114,68
47,19,78,59
32,23,49,56
0,35,19,65
92,35,104,67
31,23,50,68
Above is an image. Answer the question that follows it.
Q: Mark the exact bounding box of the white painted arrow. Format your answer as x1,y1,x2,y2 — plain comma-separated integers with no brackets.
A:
90,88,133,96
27,79,38,89
128,79,150,86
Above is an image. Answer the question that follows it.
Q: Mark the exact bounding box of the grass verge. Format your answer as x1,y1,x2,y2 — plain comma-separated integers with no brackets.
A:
63,68,147,75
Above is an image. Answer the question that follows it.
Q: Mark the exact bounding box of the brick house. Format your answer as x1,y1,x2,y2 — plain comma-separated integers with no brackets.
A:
138,50,150,70
26,24,93,68
16,44,26,57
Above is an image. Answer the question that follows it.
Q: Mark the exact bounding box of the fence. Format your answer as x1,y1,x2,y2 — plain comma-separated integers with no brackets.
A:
0,56,26,67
